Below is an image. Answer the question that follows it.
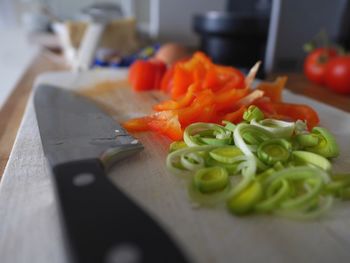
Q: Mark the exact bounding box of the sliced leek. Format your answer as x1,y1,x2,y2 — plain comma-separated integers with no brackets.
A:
184,122,232,147
193,166,229,194
227,180,263,215
257,138,292,165
243,105,264,122
305,127,339,158
209,146,243,164
292,150,332,172
166,117,348,220
251,119,295,138
234,123,273,156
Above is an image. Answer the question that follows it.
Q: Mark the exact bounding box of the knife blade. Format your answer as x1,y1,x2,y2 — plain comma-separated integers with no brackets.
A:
34,84,189,263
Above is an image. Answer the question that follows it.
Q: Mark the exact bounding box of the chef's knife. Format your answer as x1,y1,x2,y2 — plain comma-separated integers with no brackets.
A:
34,84,189,263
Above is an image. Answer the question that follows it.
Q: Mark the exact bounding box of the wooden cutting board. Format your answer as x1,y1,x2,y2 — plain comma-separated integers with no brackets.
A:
1,69,350,263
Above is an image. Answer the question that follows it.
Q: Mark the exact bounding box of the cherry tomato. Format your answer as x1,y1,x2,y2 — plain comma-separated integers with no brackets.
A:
304,48,338,85
324,56,350,94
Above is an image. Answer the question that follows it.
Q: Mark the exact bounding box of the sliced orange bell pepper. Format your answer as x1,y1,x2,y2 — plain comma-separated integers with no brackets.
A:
171,64,194,99
215,65,245,89
125,52,320,141
214,85,249,112
153,83,198,111
147,111,183,141
257,76,287,102
177,89,214,127
268,102,320,129
122,116,152,132
160,65,175,93
129,59,166,91
221,106,247,124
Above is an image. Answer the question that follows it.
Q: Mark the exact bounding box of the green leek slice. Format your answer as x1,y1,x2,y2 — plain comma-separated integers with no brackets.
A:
222,120,237,132
169,141,187,153
257,139,292,165
292,150,332,172
295,134,319,148
166,145,219,177
243,105,264,122
274,195,333,220
188,180,232,207
251,119,295,138
184,123,231,147
205,157,240,174
305,127,339,158
234,123,273,156
228,155,257,197
325,173,350,199
227,180,263,215
180,152,205,171
255,179,291,212
209,146,243,164
193,166,229,194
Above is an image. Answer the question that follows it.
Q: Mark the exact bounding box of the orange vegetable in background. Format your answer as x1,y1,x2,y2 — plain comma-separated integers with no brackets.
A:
154,42,189,65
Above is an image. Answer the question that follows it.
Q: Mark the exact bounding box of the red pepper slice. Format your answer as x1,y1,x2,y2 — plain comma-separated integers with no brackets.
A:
129,59,166,91
221,106,247,124
257,76,287,102
255,101,320,129
147,111,183,141
122,116,152,132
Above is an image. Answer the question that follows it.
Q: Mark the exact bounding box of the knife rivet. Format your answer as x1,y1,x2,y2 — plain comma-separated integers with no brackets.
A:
130,140,139,145
73,173,95,186
105,243,142,263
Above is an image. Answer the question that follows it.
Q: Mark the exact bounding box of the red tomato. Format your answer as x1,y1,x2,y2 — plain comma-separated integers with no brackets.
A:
324,56,350,94
304,48,338,85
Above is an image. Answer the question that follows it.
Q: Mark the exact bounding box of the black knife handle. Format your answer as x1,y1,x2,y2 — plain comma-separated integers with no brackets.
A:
52,159,189,263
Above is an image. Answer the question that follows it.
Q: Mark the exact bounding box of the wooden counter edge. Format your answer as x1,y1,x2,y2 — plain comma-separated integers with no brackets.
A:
0,50,67,178
268,73,350,113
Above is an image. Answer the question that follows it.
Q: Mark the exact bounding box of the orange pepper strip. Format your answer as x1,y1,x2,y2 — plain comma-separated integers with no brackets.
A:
160,66,175,93
122,116,152,132
177,89,214,127
171,64,193,99
202,66,220,90
147,111,183,141
215,65,245,89
214,86,249,112
221,106,247,124
153,83,198,111
257,76,288,102
268,102,320,129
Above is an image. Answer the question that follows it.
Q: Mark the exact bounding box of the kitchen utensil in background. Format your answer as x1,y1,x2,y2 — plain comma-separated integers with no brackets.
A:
193,11,269,75
34,85,188,263
74,2,123,71
53,17,140,68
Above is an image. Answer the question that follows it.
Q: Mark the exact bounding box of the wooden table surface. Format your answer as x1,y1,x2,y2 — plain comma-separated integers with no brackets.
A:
0,53,349,178
0,51,67,177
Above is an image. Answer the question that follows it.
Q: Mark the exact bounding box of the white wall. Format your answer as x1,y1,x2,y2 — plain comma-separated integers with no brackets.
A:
47,0,226,45
47,0,133,19
157,0,226,45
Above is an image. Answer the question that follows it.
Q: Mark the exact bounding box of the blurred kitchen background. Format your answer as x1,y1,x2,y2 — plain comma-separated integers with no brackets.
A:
1,0,350,107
